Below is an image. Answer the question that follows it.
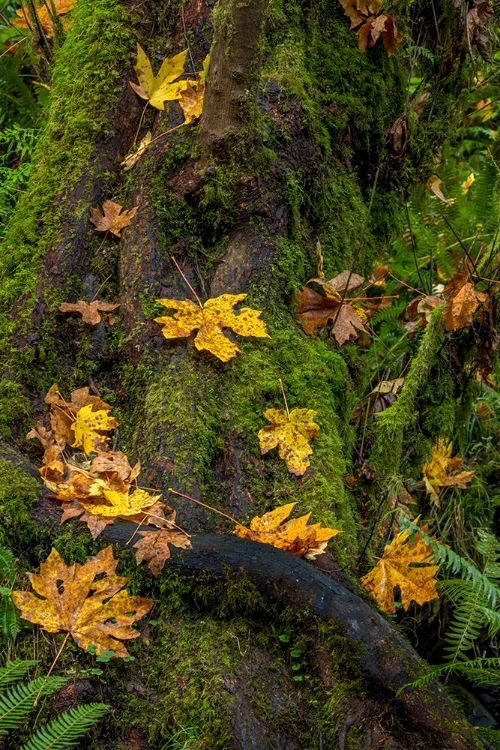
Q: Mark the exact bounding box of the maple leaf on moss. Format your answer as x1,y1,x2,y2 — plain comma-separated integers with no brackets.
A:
234,502,340,558
133,528,192,577
59,300,120,325
360,527,440,613
258,408,319,476
89,200,138,238
129,45,192,110
71,404,119,455
422,438,474,506
12,546,152,657
155,294,270,362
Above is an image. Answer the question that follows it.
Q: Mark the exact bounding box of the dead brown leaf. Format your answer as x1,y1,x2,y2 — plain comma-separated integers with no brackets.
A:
89,200,138,238
59,300,120,325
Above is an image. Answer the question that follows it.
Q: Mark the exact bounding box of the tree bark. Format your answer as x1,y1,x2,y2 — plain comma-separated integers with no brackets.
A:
0,0,483,747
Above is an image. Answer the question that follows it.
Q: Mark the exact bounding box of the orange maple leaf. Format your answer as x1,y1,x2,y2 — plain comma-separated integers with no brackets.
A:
360,527,440,613
442,268,488,332
422,438,474,506
12,0,76,34
295,286,367,345
89,200,138,238
12,546,153,657
59,300,120,325
234,502,340,558
133,528,192,577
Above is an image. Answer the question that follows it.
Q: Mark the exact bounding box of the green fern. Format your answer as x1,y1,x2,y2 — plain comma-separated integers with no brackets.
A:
20,703,109,750
0,545,16,586
398,656,500,694
0,659,37,691
0,675,67,734
0,596,20,642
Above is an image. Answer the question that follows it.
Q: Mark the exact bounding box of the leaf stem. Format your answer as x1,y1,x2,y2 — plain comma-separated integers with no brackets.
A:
279,379,290,419
171,256,203,307
34,632,70,706
168,488,240,526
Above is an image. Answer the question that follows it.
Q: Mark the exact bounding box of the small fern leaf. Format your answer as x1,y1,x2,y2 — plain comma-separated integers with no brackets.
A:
0,659,37,691
20,703,109,750
0,547,16,586
0,597,20,642
0,676,67,734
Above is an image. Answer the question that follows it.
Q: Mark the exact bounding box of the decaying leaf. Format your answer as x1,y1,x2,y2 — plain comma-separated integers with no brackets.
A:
81,485,160,518
121,132,152,172
59,300,120,325
178,54,209,124
338,0,381,29
12,0,76,34
353,378,405,422
12,546,152,657
308,269,365,300
258,408,319,476
427,175,455,206
357,14,403,56
129,45,192,110
360,527,440,613
155,294,270,362
423,438,474,506
295,286,367,345
71,404,119,455
234,502,340,558
442,268,487,332
89,200,138,238
133,528,191,577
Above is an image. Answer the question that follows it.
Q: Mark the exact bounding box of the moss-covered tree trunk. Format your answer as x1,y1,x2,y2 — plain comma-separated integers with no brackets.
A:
0,0,483,747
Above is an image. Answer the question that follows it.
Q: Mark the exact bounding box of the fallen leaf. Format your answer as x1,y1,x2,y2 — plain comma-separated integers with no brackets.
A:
234,502,340,558
295,286,367,344
59,300,120,325
331,304,367,345
71,404,119,455
353,378,405,422
90,451,140,489
441,269,488,331
12,0,76,34
338,0,381,28
82,486,160,518
12,546,152,657
121,132,152,172
360,527,440,613
133,529,192,577
89,200,138,238
308,270,364,300
179,84,204,124
461,173,475,194
155,293,270,362
422,438,474,506
357,14,402,55
258,408,319,476
427,175,455,206
129,45,192,110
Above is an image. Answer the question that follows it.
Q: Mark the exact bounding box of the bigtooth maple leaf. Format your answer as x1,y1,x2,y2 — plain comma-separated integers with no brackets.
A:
422,438,474,506
12,546,153,657
258,408,319,476
89,200,138,238
155,294,270,362
71,404,119,455
59,300,120,325
234,502,340,558
295,286,367,345
82,486,160,518
129,45,192,110
360,528,440,613
442,268,487,331
133,529,192,577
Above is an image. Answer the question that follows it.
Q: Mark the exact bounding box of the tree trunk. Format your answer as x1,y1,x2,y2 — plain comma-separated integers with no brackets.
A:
0,0,483,747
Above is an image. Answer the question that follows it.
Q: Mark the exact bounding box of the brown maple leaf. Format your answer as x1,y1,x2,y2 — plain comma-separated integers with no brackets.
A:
360,527,440,613
234,502,340,559
442,268,487,332
133,528,192,577
295,286,367,344
357,14,403,56
59,300,120,325
12,546,153,657
89,200,138,238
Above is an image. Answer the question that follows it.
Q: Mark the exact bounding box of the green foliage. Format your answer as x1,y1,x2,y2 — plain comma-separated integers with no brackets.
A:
0,125,39,235
0,543,20,643
20,703,110,750
0,658,108,749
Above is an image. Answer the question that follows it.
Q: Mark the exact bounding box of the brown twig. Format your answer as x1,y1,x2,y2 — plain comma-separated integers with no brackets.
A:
171,256,203,307
168,488,240,526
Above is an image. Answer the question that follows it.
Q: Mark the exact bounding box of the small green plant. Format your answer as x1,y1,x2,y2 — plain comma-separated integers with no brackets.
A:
0,544,20,643
0,657,109,750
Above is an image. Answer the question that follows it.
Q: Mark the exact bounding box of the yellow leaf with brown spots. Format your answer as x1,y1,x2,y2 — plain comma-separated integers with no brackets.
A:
423,438,474,506
258,408,319,476
234,502,340,558
12,546,152,657
155,294,270,362
82,487,160,518
360,528,440,613
71,404,118,455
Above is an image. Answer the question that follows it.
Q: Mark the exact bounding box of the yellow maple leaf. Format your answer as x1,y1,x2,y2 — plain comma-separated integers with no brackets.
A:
129,45,193,110
154,294,270,362
82,486,160,518
71,404,119,455
258,408,319,476
234,502,340,558
12,546,152,657
360,528,440,613
423,438,474,506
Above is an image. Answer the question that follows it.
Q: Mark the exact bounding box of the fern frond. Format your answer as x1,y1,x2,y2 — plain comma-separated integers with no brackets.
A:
20,703,109,750
0,676,67,734
0,546,16,585
398,656,500,694
0,597,20,642
443,603,484,660
0,659,37,691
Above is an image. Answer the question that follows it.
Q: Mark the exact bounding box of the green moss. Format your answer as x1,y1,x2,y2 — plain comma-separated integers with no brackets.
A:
0,0,135,424
0,458,43,553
